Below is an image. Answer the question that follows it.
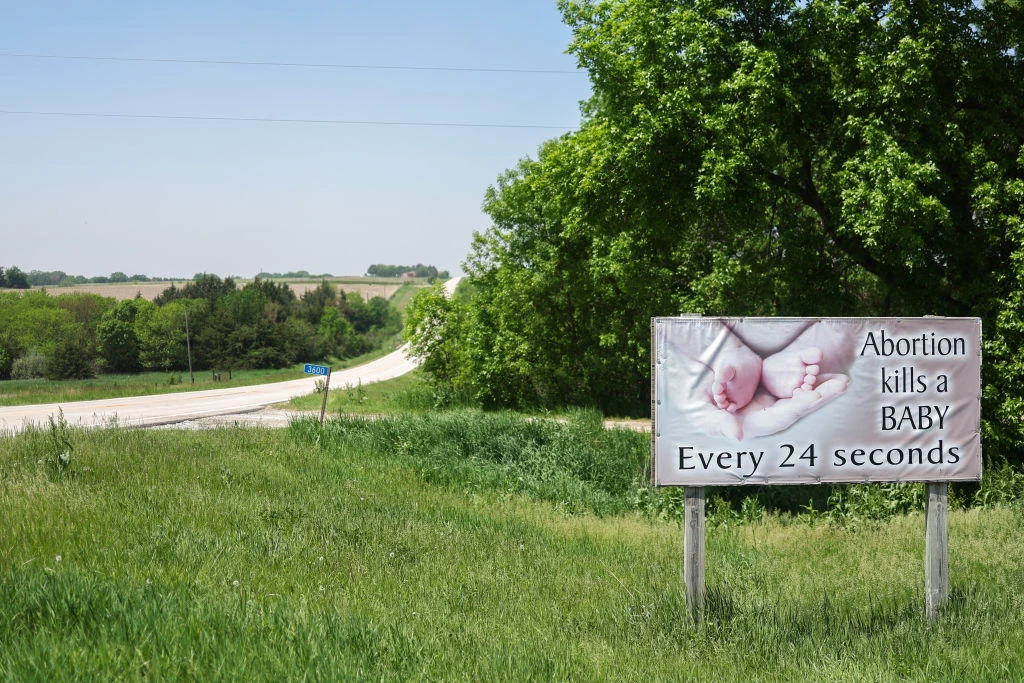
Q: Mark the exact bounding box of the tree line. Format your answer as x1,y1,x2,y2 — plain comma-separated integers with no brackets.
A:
0,267,172,288
254,270,334,280
404,0,1024,466
0,274,400,381
366,264,450,279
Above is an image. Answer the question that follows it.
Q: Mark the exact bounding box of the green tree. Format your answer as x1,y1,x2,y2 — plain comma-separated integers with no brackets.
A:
298,281,338,325
44,325,95,380
367,264,444,278
0,292,78,352
29,270,67,286
55,293,115,340
0,291,110,380
278,316,318,364
0,345,12,381
246,277,297,320
97,299,147,373
413,0,1024,444
155,273,236,305
318,307,359,358
4,266,29,289
403,283,472,401
137,301,188,371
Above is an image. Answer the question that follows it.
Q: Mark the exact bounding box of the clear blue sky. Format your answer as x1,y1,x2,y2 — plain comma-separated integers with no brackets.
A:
1,1,591,278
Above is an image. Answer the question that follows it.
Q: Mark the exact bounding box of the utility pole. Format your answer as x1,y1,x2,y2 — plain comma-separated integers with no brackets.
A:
184,304,195,385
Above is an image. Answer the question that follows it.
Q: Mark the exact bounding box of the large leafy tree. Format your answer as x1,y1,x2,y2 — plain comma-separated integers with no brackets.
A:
136,301,189,372
3,266,30,289
97,299,149,373
419,0,1024,456
552,0,1022,318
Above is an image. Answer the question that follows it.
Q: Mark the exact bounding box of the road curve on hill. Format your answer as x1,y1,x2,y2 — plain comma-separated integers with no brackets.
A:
0,278,460,434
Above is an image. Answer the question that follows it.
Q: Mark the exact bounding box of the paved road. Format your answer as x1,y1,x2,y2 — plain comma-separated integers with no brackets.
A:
0,344,417,433
0,278,460,434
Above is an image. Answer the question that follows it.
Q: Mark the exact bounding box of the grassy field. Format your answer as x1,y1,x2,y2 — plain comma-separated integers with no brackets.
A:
387,282,425,314
287,371,628,422
0,344,415,408
0,367,307,407
1,413,1021,680
287,370,435,415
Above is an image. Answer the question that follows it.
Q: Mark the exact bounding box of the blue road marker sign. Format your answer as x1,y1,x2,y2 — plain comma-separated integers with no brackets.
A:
303,363,330,376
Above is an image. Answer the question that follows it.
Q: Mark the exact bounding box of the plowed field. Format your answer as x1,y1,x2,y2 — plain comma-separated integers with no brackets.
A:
35,281,403,301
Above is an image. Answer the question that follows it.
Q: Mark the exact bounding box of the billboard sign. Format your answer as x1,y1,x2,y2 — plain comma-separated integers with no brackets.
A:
652,317,982,486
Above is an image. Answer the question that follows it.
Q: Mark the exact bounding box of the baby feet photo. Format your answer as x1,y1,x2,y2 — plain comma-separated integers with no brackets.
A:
665,319,856,440
761,345,823,399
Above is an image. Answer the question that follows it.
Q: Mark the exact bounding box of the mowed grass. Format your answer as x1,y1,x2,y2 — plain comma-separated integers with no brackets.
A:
288,370,436,415
0,367,308,407
1,415,1022,680
0,351,407,409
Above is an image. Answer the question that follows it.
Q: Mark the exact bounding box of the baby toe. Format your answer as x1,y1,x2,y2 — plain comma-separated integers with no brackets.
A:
712,386,729,409
718,365,737,382
799,347,823,365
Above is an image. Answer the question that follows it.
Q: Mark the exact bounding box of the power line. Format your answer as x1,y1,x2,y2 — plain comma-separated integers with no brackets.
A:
0,109,575,130
0,51,585,76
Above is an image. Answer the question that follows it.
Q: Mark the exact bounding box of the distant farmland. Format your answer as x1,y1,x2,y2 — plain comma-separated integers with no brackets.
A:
34,279,404,302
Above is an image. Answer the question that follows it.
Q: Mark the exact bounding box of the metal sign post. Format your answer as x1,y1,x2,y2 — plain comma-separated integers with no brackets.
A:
303,364,332,425
319,368,332,426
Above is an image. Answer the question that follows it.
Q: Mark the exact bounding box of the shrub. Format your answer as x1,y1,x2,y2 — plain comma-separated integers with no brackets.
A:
292,410,650,516
11,350,47,379
44,329,95,380
0,346,11,381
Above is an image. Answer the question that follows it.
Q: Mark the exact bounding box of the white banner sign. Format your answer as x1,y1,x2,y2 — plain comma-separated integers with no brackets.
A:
652,317,982,486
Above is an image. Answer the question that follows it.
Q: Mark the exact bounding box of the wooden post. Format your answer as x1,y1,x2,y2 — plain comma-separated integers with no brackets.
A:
925,482,948,620
650,318,657,486
318,368,332,426
684,486,705,621
662,313,705,623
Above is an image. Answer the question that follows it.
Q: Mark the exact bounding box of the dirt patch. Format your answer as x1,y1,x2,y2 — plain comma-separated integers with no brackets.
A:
37,283,180,301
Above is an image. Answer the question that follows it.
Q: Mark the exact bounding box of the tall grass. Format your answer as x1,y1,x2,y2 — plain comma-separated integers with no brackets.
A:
296,410,1024,523
1,415,1022,680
